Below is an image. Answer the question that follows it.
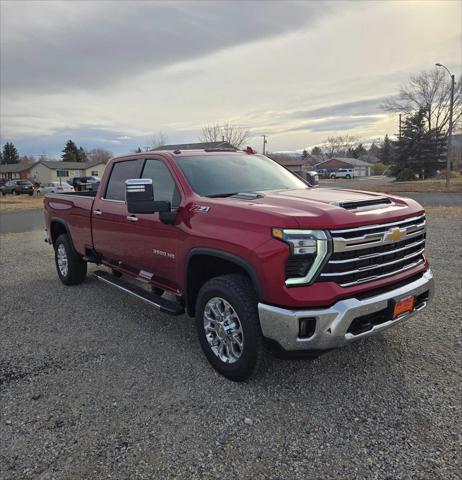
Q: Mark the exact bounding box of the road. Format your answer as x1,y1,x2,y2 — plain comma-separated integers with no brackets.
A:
0,206,461,478
0,209,44,234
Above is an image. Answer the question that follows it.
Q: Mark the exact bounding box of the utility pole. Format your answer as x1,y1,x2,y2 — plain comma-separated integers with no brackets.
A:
399,114,402,140
435,63,455,187
262,135,267,155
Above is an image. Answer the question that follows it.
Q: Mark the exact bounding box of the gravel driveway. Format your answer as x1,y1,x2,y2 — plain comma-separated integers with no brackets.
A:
1,212,461,479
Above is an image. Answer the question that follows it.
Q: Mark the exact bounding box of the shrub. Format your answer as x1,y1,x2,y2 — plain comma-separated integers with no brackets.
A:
395,168,417,182
371,162,386,175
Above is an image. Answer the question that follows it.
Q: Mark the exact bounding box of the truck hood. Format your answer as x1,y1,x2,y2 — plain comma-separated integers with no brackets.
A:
209,187,424,230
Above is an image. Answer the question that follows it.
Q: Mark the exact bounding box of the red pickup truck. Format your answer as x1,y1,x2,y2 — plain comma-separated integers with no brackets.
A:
44,148,434,381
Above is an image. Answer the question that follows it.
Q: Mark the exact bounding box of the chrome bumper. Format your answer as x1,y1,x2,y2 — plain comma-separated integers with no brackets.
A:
258,270,434,351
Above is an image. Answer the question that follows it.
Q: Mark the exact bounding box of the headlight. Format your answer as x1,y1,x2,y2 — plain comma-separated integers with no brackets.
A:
272,228,330,286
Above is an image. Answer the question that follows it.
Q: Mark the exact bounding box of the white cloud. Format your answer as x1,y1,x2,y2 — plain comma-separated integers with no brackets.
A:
1,0,460,155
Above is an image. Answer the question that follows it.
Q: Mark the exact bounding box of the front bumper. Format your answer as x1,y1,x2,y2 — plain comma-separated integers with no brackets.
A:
258,269,434,352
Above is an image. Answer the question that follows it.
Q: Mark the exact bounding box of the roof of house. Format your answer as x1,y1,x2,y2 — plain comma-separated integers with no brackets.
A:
274,159,305,167
39,160,104,169
152,141,235,151
315,157,373,168
359,154,381,164
0,163,33,173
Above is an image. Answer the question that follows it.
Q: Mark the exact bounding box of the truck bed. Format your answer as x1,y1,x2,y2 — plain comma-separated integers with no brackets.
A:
44,192,96,255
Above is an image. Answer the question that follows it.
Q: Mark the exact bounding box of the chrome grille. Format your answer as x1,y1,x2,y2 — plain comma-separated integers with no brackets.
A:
321,214,426,287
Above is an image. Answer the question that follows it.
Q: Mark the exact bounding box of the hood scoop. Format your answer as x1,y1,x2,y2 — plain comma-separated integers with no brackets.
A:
232,192,264,200
332,197,393,211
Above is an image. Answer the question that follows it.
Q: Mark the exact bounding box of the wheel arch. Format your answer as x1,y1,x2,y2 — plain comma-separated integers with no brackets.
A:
185,248,263,316
49,219,78,255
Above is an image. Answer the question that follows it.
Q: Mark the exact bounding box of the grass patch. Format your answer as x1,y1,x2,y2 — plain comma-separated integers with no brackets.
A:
373,177,462,193
0,195,44,212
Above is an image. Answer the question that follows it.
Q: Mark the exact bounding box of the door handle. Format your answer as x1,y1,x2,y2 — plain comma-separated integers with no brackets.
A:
127,215,139,222
93,209,102,216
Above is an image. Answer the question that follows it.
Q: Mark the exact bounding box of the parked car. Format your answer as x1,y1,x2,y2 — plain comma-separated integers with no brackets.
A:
1,179,34,195
330,168,354,179
44,148,433,381
36,182,75,195
67,176,100,192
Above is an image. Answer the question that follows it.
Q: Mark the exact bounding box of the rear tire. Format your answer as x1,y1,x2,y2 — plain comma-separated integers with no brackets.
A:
54,234,87,285
346,174,351,179
330,174,336,179
195,274,264,381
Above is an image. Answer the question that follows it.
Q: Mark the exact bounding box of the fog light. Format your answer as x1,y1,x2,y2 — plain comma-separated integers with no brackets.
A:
299,317,316,338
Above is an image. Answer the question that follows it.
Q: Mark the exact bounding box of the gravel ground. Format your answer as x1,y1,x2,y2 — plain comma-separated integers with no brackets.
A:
1,212,461,479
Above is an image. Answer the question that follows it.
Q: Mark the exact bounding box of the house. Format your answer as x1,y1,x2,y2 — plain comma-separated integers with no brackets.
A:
0,163,34,180
152,141,235,151
0,160,107,184
314,157,373,177
271,156,316,179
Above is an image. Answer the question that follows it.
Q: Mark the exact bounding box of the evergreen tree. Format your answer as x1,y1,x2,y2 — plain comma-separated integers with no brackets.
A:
350,143,367,158
62,140,80,162
393,109,445,179
135,147,142,153
379,135,394,165
301,149,309,160
77,146,88,162
2,142,20,164
311,146,322,156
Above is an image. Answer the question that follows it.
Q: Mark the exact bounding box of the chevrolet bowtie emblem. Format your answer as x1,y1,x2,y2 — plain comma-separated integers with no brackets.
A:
385,227,406,242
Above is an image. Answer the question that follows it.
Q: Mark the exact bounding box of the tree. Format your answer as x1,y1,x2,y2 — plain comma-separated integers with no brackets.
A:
199,122,250,148
2,142,20,164
62,140,79,162
301,149,309,160
311,146,323,156
77,147,88,162
379,134,395,164
87,148,113,163
349,143,367,158
150,131,168,149
383,69,461,140
325,135,359,158
19,155,35,165
368,141,381,158
393,108,446,179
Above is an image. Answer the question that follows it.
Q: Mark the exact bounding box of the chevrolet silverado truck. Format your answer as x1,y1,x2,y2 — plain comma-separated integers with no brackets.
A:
44,148,434,381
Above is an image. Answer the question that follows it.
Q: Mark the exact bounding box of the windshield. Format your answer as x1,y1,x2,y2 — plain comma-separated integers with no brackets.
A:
176,154,307,197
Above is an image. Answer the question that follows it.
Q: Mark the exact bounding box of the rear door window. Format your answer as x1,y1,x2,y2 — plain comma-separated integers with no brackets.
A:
105,159,144,201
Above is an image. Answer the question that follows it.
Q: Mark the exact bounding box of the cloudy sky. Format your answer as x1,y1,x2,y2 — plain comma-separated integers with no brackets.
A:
1,0,461,157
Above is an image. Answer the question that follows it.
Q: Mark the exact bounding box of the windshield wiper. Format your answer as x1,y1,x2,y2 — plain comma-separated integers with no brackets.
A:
206,192,239,198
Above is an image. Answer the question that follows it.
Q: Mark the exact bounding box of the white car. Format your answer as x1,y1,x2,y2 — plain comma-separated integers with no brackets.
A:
36,182,75,195
330,168,354,179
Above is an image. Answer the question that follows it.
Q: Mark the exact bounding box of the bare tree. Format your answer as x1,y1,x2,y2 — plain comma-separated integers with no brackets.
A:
382,69,462,136
325,135,359,158
200,123,222,143
150,131,169,149
87,148,113,163
199,122,250,148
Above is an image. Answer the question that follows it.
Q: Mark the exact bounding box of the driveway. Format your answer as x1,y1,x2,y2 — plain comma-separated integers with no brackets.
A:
1,209,461,479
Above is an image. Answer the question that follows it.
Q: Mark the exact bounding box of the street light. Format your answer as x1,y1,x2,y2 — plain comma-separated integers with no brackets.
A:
435,63,455,187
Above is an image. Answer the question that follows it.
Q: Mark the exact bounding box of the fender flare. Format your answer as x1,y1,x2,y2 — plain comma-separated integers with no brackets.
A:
185,248,264,311
49,218,78,254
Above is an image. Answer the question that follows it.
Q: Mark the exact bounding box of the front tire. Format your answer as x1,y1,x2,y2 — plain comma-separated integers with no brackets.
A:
195,274,264,381
346,174,351,179
54,234,87,285
330,174,336,179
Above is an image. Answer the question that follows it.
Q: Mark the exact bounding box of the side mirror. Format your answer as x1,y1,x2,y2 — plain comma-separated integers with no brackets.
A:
125,178,171,214
306,171,319,187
